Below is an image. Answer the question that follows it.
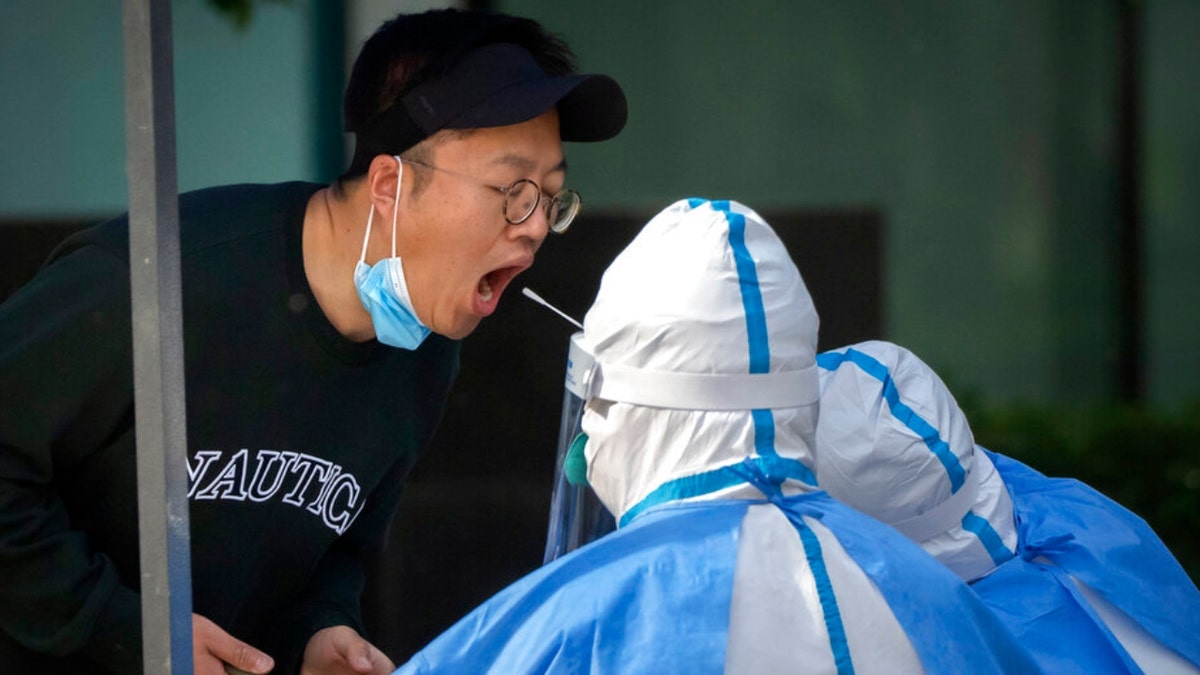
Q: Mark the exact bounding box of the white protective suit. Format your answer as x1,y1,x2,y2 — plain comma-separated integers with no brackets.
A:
816,340,1200,675
393,199,1038,674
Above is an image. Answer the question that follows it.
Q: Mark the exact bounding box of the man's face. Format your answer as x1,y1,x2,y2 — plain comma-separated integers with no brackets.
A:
399,109,564,339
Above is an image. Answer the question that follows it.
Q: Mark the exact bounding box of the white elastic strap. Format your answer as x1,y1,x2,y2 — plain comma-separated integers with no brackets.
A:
887,466,981,543
592,362,819,410
391,156,403,258
359,206,375,263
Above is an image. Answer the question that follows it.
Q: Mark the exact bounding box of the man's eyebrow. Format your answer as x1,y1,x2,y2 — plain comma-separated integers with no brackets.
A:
489,153,568,174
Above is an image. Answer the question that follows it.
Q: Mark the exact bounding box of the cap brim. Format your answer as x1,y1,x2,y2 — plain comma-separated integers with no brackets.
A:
443,72,627,143
559,74,628,142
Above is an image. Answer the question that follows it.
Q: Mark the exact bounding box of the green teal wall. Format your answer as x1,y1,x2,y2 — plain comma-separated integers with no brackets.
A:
500,0,1199,406
1,2,126,216
1145,1,1200,406
1,1,1195,406
0,0,326,218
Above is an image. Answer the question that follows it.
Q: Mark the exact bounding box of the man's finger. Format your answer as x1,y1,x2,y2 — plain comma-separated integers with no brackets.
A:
214,642,274,674
339,634,374,672
196,614,274,674
329,628,389,673
367,643,396,674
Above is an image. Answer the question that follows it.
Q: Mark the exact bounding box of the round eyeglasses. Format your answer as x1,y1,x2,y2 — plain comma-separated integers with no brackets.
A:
399,157,582,234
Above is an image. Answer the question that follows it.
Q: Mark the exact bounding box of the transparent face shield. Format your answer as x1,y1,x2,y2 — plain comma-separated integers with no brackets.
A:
543,332,616,563
525,277,817,564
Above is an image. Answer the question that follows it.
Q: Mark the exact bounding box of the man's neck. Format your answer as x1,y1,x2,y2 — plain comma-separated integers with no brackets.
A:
302,184,375,341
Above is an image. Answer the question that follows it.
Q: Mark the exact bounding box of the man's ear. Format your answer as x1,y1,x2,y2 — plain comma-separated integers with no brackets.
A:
365,154,403,215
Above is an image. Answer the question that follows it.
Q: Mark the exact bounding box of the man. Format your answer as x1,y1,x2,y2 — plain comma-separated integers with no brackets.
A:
815,340,1200,674
392,199,1038,674
0,8,626,674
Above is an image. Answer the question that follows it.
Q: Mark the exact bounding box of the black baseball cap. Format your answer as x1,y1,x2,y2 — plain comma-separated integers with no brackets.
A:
349,42,627,171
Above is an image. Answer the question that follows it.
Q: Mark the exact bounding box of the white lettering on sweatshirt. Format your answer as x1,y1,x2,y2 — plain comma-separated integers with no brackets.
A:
187,449,366,535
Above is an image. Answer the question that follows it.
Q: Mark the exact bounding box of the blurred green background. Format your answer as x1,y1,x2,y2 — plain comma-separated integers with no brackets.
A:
2,0,1196,660
4,0,1197,403
962,398,1200,583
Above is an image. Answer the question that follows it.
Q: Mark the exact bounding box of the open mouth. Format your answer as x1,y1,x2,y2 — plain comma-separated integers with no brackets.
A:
476,265,526,315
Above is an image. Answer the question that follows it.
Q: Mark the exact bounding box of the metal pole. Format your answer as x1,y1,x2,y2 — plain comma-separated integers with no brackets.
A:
122,1,194,673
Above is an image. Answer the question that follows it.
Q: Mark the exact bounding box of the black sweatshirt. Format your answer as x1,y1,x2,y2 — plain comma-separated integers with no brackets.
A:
0,182,460,673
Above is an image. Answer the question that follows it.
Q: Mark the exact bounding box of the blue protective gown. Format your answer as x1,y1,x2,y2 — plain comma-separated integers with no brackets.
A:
815,340,1200,674
393,460,1039,674
975,450,1200,674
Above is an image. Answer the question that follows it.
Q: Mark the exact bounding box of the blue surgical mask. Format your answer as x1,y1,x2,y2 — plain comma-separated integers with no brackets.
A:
353,156,431,350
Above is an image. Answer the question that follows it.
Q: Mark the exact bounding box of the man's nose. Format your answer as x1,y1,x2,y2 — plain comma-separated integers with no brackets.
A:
508,201,552,243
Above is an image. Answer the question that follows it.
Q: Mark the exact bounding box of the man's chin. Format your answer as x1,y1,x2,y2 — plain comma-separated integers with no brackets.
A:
438,316,482,341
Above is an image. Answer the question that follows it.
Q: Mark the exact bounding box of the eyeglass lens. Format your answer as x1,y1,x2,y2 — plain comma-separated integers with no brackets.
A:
503,180,580,233
505,180,540,223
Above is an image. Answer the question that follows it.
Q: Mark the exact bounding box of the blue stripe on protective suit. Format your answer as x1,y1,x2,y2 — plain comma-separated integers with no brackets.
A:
960,511,1015,568
620,455,817,527
751,408,779,458
731,461,853,674
799,523,854,674
982,449,1200,670
393,490,1040,674
717,204,770,375
817,346,1011,566
817,349,965,490
710,200,779,458
806,495,1039,673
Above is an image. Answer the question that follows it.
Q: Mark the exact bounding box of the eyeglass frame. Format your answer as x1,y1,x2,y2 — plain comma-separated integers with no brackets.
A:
397,156,581,234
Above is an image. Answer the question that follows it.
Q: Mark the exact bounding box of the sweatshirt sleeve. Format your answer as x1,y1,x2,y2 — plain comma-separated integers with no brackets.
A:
269,456,413,674
0,243,143,672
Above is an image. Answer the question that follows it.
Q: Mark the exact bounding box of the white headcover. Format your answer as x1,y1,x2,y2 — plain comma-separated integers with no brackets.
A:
815,340,1018,581
580,199,821,522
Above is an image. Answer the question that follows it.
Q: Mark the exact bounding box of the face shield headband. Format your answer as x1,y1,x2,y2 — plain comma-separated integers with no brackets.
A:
569,340,819,410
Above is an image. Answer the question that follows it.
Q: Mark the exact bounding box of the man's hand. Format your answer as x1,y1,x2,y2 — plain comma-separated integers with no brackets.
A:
301,625,395,675
193,613,275,675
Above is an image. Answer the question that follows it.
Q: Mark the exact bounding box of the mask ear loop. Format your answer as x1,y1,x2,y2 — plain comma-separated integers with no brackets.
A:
391,156,404,258
358,204,375,265
357,157,404,265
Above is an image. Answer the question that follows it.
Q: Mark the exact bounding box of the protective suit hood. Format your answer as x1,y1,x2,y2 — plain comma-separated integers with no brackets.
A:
815,340,1018,581
579,198,822,523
